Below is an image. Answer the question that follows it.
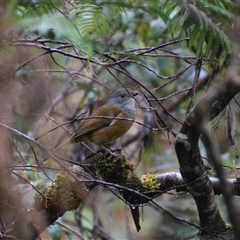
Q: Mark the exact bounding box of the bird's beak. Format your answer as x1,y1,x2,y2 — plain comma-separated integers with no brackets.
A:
131,91,139,97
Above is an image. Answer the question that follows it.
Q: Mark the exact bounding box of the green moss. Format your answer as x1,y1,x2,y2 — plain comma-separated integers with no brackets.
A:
40,173,83,218
94,155,131,184
94,154,146,193
225,222,232,229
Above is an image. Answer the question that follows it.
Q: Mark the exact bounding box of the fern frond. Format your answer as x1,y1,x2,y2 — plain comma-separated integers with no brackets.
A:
163,0,234,68
69,1,130,39
71,4,111,39
197,0,235,21
13,0,59,19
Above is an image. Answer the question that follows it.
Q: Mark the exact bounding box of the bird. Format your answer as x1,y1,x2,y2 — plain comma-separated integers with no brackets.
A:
53,88,138,152
50,88,140,231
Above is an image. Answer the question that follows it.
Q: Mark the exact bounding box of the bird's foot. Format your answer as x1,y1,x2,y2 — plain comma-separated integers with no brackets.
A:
102,146,123,159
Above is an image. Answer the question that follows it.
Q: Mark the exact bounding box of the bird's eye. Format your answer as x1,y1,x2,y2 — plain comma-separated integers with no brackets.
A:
120,93,125,98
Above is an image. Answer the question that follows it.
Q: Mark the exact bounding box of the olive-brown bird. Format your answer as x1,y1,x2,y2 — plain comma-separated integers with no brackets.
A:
53,88,138,152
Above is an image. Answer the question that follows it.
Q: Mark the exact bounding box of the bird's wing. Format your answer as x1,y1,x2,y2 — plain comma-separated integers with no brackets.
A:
72,104,121,138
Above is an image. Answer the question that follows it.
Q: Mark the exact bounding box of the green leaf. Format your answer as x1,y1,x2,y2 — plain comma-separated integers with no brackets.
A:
196,29,207,57
209,39,221,66
222,161,235,170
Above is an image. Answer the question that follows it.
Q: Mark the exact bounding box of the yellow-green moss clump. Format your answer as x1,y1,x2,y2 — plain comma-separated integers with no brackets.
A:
141,173,161,191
